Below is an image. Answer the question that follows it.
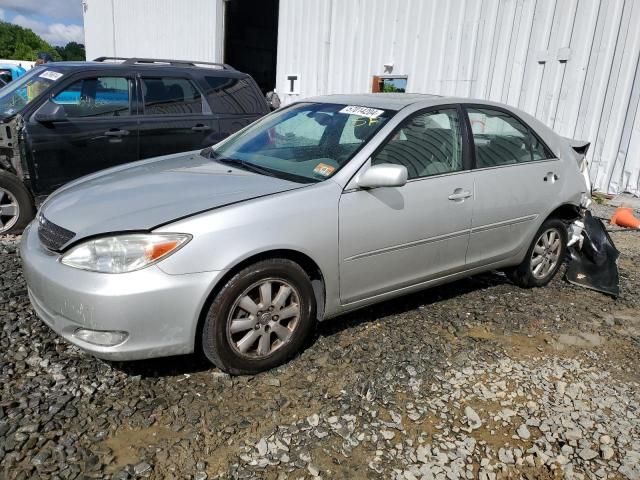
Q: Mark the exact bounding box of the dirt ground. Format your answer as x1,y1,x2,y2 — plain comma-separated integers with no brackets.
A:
1,206,639,479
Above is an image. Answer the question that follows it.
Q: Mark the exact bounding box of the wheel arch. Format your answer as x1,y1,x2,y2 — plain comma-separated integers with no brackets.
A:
194,248,326,352
546,203,581,222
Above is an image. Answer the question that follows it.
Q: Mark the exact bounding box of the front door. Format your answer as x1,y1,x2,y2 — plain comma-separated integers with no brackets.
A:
26,73,139,195
464,106,565,266
339,107,474,304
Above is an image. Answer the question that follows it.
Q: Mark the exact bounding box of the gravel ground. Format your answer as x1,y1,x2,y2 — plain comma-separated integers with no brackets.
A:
1,203,640,480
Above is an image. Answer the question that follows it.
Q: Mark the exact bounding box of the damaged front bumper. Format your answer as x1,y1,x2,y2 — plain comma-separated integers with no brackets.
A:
0,115,27,180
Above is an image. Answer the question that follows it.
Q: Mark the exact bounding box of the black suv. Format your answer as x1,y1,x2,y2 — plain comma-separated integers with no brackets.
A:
0,57,270,234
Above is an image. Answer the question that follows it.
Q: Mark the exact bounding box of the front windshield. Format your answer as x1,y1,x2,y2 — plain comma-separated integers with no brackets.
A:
0,67,63,117
209,102,393,183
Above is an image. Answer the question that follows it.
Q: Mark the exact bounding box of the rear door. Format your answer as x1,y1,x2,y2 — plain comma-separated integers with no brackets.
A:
200,74,269,143
25,71,139,195
464,105,564,266
137,73,219,158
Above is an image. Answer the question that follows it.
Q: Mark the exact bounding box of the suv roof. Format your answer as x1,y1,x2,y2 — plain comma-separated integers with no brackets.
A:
42,57,244,76
93,57,234,70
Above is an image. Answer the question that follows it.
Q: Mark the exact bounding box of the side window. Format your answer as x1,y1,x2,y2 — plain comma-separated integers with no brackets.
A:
52,77,130,117
141,77,202,115
204,76,266,115
467,107,553,168
530,134,552,161
372,108,463,179
0,70,12,84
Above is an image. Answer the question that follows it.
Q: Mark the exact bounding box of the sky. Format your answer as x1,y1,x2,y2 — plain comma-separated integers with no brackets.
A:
0,0,84,46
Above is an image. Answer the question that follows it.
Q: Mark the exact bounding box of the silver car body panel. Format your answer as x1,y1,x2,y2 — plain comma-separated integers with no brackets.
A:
339,162,474,303
39,151,304,247
21,94,589,359
21,222,221,360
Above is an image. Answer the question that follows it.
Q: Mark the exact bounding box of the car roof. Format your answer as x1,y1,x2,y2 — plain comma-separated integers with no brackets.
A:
303,93,545,114
305,93,444,111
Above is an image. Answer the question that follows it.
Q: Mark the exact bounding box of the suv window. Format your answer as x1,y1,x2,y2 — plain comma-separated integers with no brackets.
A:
204,76,265,115
467,107,553,168
52,76,130,117
372,108,463,179
0,70,12,84
141,77,202,115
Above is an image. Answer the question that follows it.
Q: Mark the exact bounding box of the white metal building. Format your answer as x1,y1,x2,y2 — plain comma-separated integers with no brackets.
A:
83,0,640,195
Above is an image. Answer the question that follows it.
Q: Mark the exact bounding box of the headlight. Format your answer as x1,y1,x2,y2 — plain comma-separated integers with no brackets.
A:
60,233,191,273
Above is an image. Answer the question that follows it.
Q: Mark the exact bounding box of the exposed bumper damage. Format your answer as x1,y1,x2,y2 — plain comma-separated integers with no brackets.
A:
0,115,26,179
566,210,620,297
563,138,619,297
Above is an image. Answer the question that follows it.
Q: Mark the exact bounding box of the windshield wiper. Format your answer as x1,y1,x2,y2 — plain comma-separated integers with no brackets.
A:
212,155,277,178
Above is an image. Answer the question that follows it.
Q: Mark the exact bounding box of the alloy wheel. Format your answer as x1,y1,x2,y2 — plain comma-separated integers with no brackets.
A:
0,187,19,233
226,278,301,359
530,228,562,279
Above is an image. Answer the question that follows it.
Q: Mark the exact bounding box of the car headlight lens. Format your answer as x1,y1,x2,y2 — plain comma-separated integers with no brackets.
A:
60,233,191,273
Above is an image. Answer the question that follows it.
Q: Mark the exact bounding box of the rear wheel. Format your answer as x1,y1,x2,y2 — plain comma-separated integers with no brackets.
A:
506,218,567,288
201,259,316,374
0,171,34,235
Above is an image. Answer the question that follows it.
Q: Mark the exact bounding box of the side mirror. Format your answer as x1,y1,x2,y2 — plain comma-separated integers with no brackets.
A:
33,101,67,124
356,163,408,189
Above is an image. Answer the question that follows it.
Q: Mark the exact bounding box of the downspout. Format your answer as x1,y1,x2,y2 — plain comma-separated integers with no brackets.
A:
322,0,334,96
111,0,117,57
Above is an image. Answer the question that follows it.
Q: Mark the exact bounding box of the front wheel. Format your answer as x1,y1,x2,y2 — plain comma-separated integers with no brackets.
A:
506,218,567,288
0,171,35,235
201,259,316,374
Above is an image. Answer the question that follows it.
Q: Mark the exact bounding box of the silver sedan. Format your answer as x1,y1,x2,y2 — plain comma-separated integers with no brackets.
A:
20,94,590,374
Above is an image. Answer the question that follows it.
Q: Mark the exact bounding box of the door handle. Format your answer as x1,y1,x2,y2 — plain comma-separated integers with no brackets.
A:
448,189,472,202
104,129,130,137
544,172,559,183
191,124,211,132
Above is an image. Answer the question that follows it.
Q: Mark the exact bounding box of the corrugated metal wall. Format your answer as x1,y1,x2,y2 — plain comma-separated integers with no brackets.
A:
83,0,225,63
276,0,640,195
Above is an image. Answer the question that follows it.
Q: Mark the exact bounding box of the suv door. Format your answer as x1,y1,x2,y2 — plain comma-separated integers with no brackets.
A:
200,74,269,143
464,105,563,266
25,72,138,195
339,107,474,304
137,74,218,158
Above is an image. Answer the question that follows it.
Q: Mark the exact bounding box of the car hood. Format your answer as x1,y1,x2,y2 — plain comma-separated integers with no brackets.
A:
41,151,304,243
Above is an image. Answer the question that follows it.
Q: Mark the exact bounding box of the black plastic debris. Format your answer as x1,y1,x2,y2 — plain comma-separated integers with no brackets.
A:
566,210,620,297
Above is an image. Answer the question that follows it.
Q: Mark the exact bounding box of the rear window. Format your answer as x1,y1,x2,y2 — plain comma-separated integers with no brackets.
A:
203,76,266,115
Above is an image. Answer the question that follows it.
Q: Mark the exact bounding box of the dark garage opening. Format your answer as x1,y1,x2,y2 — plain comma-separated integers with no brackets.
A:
224,0,279,94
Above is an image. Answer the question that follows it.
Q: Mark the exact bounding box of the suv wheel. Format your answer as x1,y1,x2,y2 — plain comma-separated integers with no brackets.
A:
506,218,567,288
201,259,316,374
0,171,34,235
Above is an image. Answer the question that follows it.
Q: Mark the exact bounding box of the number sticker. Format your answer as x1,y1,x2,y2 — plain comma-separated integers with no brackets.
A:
39,70,63,81
339,105,384,119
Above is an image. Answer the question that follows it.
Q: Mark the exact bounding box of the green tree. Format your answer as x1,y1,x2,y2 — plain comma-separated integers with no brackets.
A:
55,42,86,61
0,21,60,61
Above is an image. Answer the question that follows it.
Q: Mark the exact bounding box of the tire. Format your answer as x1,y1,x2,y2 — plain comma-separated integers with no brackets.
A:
0,171,34,235
506,218,568,288
201,258,316,375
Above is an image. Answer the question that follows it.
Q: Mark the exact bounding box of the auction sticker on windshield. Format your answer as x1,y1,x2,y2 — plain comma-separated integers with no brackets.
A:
313,163,336,177
339,105,384,119
39,71,63,81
